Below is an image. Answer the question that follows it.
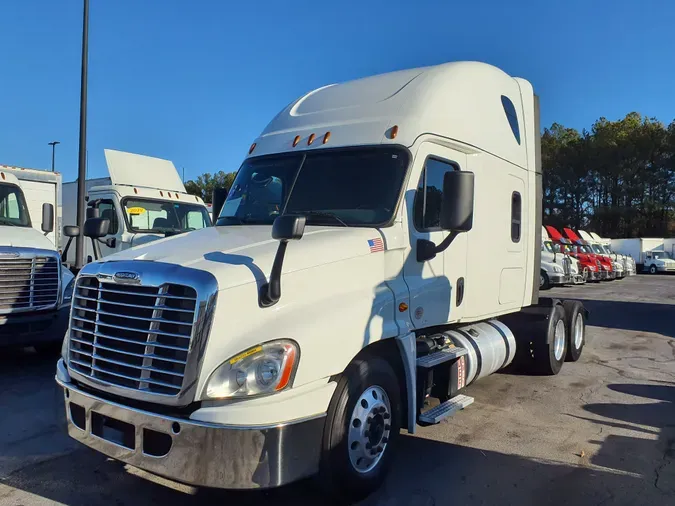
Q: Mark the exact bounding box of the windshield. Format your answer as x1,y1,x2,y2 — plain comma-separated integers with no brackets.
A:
0,183,31,227
602,245,613,254
651,251,673,260
591,244,605,254
543,241,554,253
122,198,211,234
579,244,594,254
217,147,409,227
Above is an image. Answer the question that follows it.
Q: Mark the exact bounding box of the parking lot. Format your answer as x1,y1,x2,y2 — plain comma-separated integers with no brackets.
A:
1,275,674,506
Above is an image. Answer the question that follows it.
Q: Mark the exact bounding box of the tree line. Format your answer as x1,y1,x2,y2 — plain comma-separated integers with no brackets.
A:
185,112,675,238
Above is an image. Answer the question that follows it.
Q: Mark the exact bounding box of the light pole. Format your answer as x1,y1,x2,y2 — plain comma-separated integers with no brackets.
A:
48,141,60,172
75,0,89,269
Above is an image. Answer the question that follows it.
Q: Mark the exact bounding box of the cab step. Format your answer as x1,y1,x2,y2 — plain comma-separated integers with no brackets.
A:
418,394,474,424
416,346,468,369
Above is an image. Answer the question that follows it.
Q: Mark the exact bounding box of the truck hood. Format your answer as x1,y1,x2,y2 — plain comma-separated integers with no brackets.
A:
0,225,56,251
105,225,384,291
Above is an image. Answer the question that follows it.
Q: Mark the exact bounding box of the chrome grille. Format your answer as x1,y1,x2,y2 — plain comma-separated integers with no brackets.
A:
68,276,198,396
562,256,571,275
0,256,59,314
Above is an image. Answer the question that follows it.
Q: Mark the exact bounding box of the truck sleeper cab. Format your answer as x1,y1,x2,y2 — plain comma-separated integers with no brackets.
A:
56,62,587,500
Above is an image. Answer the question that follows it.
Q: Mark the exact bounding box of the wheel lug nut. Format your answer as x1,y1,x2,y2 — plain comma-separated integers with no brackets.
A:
383,413,390,420
367,417,373,423
380,407,386,414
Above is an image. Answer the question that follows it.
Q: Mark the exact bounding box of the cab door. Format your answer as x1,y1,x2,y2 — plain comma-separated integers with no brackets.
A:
403,142,469,327
89,196,124,259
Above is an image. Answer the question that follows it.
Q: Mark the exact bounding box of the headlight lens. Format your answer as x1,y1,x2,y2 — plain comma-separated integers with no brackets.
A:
553,265,563,273
63,278,75,302
203,339,299,399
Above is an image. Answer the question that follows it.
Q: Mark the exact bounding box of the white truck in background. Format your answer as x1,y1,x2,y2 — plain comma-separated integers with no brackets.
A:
589,232,635,276
0,166,74,351
61,149,211,265
611,237,675,274
578,230,625,279
665,238,675,259
540,226,585,288
56,62,589,500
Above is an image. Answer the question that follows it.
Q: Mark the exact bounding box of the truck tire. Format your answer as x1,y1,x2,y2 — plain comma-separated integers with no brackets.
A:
562,300,585,362
318,356,402,502
649,264,657,274
540,270,550,290
532,305,566,375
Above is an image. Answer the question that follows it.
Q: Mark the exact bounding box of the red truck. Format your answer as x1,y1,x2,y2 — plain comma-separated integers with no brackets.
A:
545,226,603,281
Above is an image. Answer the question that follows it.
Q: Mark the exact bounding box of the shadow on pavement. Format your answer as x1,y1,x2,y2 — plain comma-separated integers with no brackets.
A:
2,429,666,506
573,298,675,338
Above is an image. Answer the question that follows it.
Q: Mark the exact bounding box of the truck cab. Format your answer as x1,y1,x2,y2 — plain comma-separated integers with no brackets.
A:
0,169,74,351
563,227,614,280
589,232,635,276
61,150,211,264
56,62,588,500
546,225,601,281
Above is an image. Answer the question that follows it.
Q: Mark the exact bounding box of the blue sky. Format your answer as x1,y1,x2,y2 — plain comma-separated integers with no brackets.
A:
1,0,673,183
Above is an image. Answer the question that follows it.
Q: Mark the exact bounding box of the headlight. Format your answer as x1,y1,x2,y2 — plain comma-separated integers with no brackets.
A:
203,339,299,399
63,278,75,303
553,265,563,273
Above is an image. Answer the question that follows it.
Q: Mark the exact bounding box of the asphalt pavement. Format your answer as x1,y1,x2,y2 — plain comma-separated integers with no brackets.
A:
1,274,674,505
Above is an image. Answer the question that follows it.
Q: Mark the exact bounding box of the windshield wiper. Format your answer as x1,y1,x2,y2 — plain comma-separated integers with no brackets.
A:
0,220,18,227
293,211,348,227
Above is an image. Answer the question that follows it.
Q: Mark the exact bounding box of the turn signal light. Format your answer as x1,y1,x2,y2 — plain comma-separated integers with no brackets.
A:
249,143,256,154
389,125,399,139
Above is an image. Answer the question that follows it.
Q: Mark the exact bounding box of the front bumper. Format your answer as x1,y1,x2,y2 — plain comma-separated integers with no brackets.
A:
0,305,69,347
549,273,571,285
56,360,325,489
587,270,601,281
657,266,675,273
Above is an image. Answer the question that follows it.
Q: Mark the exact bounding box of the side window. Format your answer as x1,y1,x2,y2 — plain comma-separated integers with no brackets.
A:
501,95,521,145
511,192,521,242
413,158,456,231
96,200,119,235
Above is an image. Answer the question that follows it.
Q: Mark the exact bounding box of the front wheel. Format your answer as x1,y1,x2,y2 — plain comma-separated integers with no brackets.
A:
318,356,402,502
650,264,657,274
540,270,551,290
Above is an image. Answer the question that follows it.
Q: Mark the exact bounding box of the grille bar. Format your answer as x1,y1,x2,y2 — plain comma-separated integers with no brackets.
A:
0,256,59,314
68,276,197,396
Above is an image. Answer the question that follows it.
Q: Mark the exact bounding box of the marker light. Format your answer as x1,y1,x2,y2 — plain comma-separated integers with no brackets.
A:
389,125,399,139
293,135,301,147
323,132,331,144
133,187,138,194
308,133,316,145
249,143,257,154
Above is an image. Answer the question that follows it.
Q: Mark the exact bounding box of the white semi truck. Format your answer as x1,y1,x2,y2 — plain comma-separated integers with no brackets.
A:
611,237,674,274
578,230,625,279
0,167,74,351
540,226,585,289
61,149,211,265
589,232,635,276
56,62,588,500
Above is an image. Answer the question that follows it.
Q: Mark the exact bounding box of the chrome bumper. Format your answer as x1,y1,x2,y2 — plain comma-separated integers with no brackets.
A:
56,361,325,489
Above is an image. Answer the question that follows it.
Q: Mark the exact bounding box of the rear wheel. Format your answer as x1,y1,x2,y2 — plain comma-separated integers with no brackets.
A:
318,356,402,502
563,300,585,362
532,305,566,375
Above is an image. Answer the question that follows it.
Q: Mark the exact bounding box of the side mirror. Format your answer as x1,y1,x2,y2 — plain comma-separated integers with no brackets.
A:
86,206,100,219
212,187,228,224
83,217,110,239
41,203,54,234
260,215,307,307
440,171,474,232
63,225,80,238
272,215,306,241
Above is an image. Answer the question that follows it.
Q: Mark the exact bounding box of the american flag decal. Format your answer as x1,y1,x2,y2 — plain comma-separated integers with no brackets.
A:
368,238,384,253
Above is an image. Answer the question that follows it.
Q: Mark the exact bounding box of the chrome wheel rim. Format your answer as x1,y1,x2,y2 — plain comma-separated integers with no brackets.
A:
540,274,545,287
553,319,566,361
574,313,584,350
348,385,391,474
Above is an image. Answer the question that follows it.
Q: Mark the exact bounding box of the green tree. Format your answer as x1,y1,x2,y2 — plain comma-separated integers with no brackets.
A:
184,171,237,204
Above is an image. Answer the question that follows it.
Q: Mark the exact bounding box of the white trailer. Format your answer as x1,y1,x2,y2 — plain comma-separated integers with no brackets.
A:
56,62,588,500
61,150,210,265
611,238,674,273
0,167,74,350
665,238,675,258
